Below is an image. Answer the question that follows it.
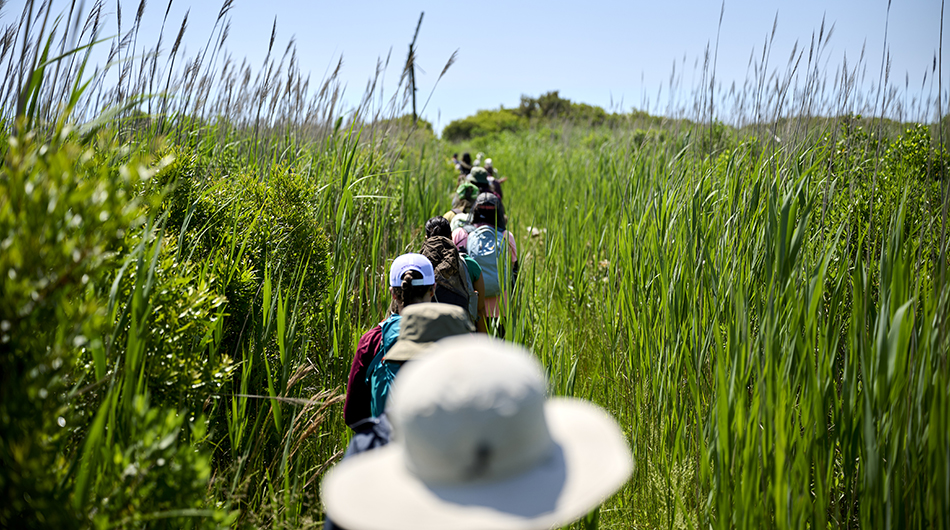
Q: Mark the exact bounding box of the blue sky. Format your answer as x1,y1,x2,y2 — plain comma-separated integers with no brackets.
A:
4,0,946,132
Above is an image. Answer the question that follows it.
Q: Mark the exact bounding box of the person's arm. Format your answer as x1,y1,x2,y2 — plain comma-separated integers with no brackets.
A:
343,327,382,427
452,228,469,254
473,274,488,333
506,231,519,287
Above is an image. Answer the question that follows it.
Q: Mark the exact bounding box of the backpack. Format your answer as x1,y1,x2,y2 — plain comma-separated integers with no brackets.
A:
433,274,478,323
422,237,479,323
450,212,474,232
344,413,393,457
366,316,402,417
368,359,404,417
467,225,507,298
459,257,479,321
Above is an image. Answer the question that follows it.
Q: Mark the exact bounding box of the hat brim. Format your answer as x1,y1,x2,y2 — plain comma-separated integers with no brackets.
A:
466,174,489,186
384,339,435,362
322,398,632,530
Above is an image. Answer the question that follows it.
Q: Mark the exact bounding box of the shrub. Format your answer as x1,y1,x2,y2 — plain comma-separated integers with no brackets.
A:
0,125,147,526
107,232,232,414
85,395,233,529
818,120,948,293
442,109,526,142
0,124,227,527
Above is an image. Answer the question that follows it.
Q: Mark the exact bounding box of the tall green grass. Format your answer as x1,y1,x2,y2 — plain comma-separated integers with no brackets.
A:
1,1,948,529
459,121,949,528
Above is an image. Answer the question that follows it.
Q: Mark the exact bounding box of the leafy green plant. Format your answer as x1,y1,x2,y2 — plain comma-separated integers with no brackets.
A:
84,394,234,529
0,123,148,526
442,108,527,142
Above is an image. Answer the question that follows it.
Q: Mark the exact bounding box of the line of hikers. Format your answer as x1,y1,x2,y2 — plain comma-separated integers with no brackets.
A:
321,154,631,530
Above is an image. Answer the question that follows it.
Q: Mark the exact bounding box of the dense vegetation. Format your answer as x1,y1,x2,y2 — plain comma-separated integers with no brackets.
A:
2,2,949,529
441,91,651,141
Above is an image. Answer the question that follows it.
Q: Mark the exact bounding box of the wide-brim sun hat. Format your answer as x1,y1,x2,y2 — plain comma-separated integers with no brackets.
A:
322,336,633,530
389,253,436,288
466,166,490,185
384,303,474,362
456,182,480,202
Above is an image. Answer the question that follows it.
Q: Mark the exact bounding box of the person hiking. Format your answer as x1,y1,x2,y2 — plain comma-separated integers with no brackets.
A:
466,166,504,199
420,220,488,333
464,166,493,197
322,335,633,530
425,217,483,302
427,217,483,305
452,193,518,337
367,303,474,417
343,253,435,428
443,182,479,229
324,305,476,530
457,152,473,186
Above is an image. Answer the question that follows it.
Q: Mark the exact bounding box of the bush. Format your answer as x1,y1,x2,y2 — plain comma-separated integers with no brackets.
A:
107,232,232,414
85,395,233,529
0,125,147,526
442,109,526,142
0,124,227,527
821,121,948,274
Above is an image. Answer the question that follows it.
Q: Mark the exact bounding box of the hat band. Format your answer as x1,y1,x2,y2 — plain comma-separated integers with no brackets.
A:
410,279,429,286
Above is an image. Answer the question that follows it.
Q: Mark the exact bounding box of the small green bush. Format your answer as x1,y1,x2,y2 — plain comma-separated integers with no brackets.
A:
442,109,527,142
86,395,233,529
107,232,232,414
822,121,947,267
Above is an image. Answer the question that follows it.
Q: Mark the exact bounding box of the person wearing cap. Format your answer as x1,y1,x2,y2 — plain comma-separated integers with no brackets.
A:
343,254,436,428
444,182,479,227
452,193,518,336
467,166,504,199
322,336,633,530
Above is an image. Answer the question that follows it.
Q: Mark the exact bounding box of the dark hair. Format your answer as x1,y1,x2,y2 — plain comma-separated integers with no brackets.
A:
461,152,472,165
472,193,506,231
390,269,431,313
425,216,452,239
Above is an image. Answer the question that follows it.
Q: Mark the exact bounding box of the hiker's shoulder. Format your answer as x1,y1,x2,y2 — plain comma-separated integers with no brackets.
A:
461,253,480,271
358,325,382,345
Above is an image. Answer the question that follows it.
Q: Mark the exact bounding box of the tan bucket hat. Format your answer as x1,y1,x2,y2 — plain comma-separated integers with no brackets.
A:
384,303,474,362
322,336,633,530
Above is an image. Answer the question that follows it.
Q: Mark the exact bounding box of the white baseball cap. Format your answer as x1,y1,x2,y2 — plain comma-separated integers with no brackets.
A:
322,336,633,530
389,253,435,288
